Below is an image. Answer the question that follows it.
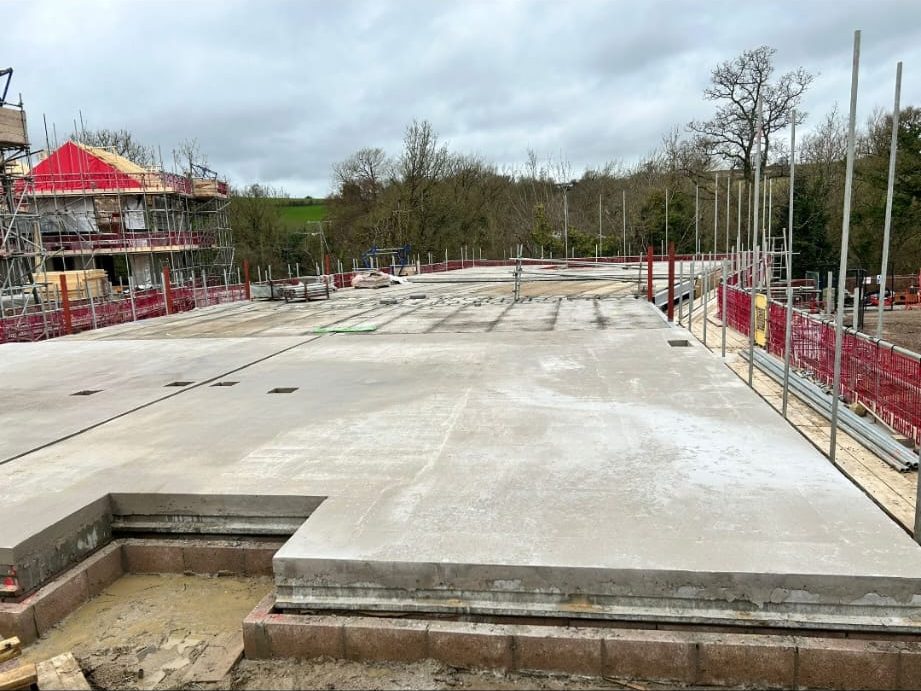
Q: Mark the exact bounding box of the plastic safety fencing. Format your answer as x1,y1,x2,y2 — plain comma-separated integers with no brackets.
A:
0,282,249,344
718,284,921,446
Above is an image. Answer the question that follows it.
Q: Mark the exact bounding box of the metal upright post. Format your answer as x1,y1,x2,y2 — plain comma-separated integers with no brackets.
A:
664,188,669,250
59,275,72,335
202,269,209,306
877,61,902,340
127,276,137,321
702,260,709,346
678,259,685,323
830,30,861,465
695,183,700,256
713,173,719,256
725,174,731,255
667,242,675,322
748,96,764,387
736,180,742,253
688,255,696,330
646,246,653,302
622,189,627,258
915,443,921,544
721,259,728,357
782,111,797,418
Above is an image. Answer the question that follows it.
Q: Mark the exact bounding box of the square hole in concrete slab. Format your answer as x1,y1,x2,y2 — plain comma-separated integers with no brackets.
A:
71,389,102,396
268,387,298,394
165,381,194,387
668,339,691,347
210,381,239,387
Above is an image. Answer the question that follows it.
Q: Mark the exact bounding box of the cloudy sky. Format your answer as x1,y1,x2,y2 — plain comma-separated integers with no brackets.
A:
7,0,921,197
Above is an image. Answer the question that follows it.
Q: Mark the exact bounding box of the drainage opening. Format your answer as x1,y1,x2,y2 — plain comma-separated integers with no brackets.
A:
668,339,691,347
72,389,102,396
268,387,298,394
211,381,239,387
165,381,194,387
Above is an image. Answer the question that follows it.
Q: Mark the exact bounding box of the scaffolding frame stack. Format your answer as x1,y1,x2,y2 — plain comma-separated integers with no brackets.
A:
0,69,239,342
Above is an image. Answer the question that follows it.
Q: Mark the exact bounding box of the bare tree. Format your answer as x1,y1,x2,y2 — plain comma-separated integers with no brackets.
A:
688,46,813,180
72,128,157,167
333,147,390,201
172,137,209,173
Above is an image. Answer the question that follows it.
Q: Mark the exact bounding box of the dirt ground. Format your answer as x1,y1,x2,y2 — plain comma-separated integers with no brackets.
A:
19,574,637,691
881,308,921,353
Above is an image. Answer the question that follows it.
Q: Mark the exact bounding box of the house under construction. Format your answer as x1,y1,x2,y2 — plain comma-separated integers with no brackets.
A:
0,72,234,335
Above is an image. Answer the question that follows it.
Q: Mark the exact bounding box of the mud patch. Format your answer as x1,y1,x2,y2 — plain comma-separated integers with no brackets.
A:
21,573,270,690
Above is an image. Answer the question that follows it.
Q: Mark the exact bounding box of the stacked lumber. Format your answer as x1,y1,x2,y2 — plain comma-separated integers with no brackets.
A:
0,108,27,147
0,640,89,691
0,636,32,691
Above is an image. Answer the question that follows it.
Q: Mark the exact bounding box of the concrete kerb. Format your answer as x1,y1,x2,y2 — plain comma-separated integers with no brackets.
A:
242,603,921,689
0,537,280,644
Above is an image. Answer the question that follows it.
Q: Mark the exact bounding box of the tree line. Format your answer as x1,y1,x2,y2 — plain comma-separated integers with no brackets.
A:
76,45,921,279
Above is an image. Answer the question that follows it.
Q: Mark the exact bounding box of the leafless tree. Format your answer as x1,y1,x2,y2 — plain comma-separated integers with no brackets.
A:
72,128,157,167
688,46,813,181
333,147,390,201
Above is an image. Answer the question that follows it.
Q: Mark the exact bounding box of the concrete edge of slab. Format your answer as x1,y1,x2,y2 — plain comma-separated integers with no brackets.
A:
273,560,921,634
0,537,281,644
243,598,921,689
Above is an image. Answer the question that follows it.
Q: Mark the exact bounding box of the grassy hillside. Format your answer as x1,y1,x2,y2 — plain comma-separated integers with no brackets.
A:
274,199,328,229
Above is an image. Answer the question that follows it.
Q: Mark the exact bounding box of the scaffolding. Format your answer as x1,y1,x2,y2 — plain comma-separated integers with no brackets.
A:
0,69,237,341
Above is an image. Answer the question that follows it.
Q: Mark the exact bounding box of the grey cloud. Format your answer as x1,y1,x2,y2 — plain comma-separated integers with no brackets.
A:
6,0,921,197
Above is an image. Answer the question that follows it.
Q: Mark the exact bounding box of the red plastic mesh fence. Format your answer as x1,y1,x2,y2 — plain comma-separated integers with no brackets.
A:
718,284,921,445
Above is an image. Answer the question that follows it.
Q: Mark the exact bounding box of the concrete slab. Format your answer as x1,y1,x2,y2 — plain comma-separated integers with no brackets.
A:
0,336,310,463
2,279,921,631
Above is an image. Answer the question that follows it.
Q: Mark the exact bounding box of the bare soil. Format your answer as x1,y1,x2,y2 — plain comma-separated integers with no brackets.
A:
20,574,641,691
880,308,921,353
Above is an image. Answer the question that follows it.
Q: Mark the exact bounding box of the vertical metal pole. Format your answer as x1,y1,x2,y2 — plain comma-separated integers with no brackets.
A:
702,259,709,346
695,183,700,256
59,275,72,335
201,269,208,306
721,259,728,357
915,443,921,544
688,255,696,330
783,112,797,418
830,30,861,465
598,193,603,254
678,259,685,323
736,180,742,253
713,173,719,256
85,280,98,330
748,95,764,387
646,246,653,302
664,188,669,251
877,61,901,340
667,243,675,322
622,189,627,258
563,188,569,261
725,174,731,255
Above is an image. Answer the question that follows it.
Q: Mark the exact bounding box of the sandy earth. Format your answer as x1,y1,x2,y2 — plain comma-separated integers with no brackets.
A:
19,574,641,691
881,308,921,353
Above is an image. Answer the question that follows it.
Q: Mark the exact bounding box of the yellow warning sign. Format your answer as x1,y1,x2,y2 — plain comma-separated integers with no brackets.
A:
754,293,768,347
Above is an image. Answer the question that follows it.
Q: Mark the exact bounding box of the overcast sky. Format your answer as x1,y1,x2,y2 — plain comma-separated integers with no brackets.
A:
7,0,921,197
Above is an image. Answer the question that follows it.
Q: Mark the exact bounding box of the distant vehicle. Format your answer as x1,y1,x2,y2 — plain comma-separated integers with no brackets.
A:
865,289,894,307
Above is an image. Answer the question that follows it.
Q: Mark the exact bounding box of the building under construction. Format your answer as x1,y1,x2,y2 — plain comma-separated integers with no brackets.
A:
0,70,236,341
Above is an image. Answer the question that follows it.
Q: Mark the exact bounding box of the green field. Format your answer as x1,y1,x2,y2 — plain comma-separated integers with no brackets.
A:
275,200,328,229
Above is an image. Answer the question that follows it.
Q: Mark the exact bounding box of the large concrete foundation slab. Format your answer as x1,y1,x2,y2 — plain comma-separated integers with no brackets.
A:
2,280,921,632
